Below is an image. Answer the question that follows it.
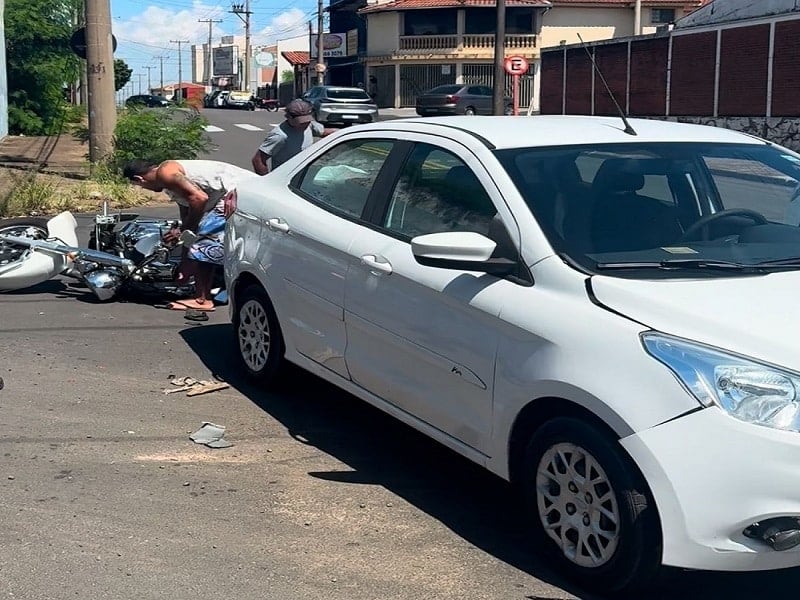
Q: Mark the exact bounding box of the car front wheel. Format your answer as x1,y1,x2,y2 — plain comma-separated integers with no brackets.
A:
233,285,285,383
521,417,661,594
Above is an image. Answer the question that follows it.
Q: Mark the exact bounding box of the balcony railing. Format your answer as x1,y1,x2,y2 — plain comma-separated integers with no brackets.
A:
397,34,537,53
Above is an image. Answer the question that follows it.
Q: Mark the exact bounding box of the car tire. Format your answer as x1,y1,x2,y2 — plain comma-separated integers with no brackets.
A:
521,417,661,595
464,106,476,116
233,285,285,383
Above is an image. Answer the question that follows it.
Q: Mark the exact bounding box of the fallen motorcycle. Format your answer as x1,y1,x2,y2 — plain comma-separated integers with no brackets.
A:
0,204,212,301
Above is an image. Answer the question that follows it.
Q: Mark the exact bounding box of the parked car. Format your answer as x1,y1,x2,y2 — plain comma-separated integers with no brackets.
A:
203,90,230,108
225,91,256,110
301,86,379,125
224,114,800,594
125,94,169,108
416,84,512,116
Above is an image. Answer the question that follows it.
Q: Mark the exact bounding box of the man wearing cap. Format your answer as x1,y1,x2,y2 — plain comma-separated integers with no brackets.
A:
251,99,335,175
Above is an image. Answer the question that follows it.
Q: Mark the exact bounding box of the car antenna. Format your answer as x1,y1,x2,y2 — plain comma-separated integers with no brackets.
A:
576,33,637,136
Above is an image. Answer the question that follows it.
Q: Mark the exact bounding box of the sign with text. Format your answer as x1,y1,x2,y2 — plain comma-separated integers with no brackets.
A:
310,33,348,58
346,29,358,57
213,46,238,76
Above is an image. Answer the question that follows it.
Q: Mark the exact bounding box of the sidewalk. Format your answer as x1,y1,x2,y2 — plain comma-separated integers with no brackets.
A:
0,133,89,178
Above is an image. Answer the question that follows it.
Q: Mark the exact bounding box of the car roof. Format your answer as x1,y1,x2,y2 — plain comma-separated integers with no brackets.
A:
320,86,367,91
347,116,768,150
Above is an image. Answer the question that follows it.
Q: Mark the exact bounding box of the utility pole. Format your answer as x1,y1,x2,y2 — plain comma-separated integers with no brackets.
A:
199,18,222,91
231,3,253,93
156,55,165,94
143,66,154,93
307,20,313,92
634,0,642,35
316,0,325,85
170,39,190,100
135,73,145,95
491,0,506,115
84,0,117,162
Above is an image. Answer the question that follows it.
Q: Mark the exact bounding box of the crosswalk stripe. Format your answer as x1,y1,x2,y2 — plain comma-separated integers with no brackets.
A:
204,125,225,132
234,123,264,131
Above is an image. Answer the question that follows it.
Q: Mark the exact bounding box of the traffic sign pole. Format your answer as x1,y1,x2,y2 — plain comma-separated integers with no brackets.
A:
503,55,529,116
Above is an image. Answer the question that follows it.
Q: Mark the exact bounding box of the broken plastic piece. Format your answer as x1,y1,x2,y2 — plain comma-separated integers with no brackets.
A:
190,422,233,448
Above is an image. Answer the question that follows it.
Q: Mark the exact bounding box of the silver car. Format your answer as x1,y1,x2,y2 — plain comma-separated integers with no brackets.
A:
301,86,379,125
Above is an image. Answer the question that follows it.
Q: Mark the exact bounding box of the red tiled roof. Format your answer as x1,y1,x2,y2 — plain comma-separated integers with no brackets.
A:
551,0,706,5
282,51,310,66
361,0,550,13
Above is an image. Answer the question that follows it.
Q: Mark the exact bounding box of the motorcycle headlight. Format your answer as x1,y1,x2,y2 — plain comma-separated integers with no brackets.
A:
642,333,800,432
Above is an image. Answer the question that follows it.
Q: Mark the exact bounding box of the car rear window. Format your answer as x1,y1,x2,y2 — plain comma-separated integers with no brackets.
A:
427,85,462,95
326,89,371,100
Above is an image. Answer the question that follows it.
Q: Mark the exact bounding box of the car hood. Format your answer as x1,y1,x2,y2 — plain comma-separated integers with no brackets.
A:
590,271,800,370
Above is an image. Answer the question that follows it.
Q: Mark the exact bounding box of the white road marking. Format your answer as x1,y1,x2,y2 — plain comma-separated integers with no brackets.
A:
204,125,225,132
234,123,264,131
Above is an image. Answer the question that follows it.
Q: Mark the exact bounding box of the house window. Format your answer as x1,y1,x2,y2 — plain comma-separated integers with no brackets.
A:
651,8,676,24
464,7,535,35
403,9,458,35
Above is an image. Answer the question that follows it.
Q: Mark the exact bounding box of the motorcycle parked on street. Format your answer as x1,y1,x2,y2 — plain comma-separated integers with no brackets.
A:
0,204,212,301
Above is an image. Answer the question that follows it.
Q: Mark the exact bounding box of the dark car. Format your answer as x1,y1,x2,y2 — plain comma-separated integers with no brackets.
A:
125,94,170,108
301,86,379,125
416,84,511,116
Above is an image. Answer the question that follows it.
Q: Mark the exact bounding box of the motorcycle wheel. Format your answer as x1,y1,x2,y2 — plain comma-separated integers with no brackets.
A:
0,217,49,267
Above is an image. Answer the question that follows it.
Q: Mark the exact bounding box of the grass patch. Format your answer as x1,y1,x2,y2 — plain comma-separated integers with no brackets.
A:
0,167,165,218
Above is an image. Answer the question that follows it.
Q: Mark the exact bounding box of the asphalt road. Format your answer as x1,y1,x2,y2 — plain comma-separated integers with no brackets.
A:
5,158,800,599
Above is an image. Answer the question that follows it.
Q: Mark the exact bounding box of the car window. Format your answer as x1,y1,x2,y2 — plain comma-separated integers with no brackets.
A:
427,85,462,95
467,86,483,95
383,144,497,238
295,139,395,218
325,88,372,100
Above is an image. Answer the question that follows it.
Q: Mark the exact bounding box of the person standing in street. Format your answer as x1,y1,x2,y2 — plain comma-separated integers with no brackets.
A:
251,98,335,175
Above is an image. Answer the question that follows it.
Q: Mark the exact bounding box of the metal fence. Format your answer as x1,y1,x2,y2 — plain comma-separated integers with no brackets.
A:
399,64,457,106
463,63,535,107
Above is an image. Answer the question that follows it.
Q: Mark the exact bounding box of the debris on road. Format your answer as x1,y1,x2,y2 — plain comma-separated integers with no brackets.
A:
190,422,233,448
0,376,4,390
163,376,230,397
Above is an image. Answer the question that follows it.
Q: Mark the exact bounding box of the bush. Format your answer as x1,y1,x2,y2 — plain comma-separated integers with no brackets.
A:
110,107,211,172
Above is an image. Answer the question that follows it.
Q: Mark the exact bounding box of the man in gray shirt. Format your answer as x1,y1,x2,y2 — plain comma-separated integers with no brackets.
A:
251,99,334,175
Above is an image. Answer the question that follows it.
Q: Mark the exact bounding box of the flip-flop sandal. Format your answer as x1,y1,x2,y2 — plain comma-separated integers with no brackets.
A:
168,301,216,312
184,309,209,322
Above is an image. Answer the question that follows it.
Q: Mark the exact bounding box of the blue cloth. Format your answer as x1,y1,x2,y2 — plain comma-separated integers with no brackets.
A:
188,208,225,265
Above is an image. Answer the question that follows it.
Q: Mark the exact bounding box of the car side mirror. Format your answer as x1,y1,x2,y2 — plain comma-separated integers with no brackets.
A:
411,231,516,276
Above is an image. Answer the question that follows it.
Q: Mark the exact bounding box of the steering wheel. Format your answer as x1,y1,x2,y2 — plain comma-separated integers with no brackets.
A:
681,208,768,242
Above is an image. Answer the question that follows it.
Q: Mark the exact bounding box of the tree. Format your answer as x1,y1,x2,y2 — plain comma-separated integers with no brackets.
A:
281,70,295,83
114,59,132,92
5,0,80,135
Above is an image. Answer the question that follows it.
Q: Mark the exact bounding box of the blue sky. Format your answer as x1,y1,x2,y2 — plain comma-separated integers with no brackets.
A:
111,0,319,93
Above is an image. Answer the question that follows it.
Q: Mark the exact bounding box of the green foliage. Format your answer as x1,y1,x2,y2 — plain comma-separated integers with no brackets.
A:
0,172,58,217
5,0,80,135
281,70,295,83
109,108,211,172
114,59,133,92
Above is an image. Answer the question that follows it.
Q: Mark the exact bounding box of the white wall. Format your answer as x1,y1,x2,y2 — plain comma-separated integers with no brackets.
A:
366,12,400,55
540,6,635,47
276,34,309,80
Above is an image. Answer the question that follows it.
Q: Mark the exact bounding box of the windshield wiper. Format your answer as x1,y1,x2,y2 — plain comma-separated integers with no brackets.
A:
754,256,800,267
595,259,765,272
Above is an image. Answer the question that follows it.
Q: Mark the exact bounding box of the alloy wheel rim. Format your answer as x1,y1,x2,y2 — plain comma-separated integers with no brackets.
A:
536,442,621,568
0,224,47,266
238,299,270,372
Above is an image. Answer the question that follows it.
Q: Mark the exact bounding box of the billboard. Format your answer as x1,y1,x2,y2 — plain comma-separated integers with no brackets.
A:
213,45,238,76
310,33,350,58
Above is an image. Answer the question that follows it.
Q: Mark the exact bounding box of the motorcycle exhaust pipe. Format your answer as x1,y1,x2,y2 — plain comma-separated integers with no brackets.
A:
0,234,134,270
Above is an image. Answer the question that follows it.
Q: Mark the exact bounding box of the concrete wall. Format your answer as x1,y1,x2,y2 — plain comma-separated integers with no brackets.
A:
664,116,800,152
540,7,634,47
366,12,400,55
0,0,7,139
276,34,309,80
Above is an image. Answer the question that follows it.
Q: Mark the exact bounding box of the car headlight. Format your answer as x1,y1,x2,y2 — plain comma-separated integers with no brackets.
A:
642,333,800,432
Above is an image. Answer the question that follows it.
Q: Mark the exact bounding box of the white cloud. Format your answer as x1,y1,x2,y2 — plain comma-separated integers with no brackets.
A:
117,1,231,48
255,8,310,45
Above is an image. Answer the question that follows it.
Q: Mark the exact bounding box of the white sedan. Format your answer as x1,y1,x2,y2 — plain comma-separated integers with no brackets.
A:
224,115,800,593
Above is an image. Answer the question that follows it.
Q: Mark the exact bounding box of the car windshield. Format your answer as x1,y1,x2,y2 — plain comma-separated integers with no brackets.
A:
496,142,800,277
325,88,371,100
426,85,462,95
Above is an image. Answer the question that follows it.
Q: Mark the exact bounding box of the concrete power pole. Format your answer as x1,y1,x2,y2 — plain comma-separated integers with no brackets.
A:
170,39,190,100
492,0,506,115
143,66,154,93
135,73,145,95
231,3,253,93
199,18,222,91
634,0,642,35
156,55,165,93
316,0,325,85
84,0,117,162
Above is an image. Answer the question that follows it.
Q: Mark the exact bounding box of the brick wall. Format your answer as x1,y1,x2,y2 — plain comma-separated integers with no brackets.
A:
593,43,628,116
564,49,592,114
540,51,563,115
772,19,800,117
669,31,716,116
718,24,770,116
629,38,668,116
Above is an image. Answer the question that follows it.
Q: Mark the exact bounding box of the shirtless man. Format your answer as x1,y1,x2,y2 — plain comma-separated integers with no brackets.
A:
123,158,257,311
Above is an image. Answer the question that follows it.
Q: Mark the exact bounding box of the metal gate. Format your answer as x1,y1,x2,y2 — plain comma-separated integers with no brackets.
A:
399,64,457,106
463,62,536,108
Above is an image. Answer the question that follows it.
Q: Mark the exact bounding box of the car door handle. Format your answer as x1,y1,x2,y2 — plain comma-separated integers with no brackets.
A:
360,254,393,274
267,218,290,233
